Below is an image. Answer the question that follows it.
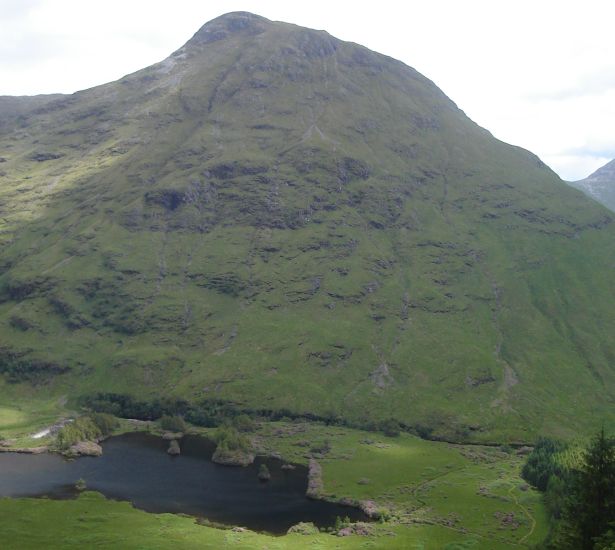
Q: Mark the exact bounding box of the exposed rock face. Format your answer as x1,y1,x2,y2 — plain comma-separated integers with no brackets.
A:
359,500,380,518
287,522,319,535
186,12,268,47
211,447,255,467
337,522,373,537
306,459,323,499
67,441,102,457
570,158,615,212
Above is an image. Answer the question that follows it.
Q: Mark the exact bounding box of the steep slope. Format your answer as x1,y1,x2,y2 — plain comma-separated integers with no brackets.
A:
0,95,65,130
1,12,614,441
569,159,615,211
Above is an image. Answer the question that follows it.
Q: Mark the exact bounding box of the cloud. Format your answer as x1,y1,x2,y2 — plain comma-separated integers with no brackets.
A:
1,0,41,19
543,155,612,182
526,69,615,102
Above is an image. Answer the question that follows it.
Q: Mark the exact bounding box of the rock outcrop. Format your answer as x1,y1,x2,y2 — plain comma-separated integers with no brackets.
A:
287,522,319,535
570,158,615,212
66,441,102,457
306,459,323,499
167,439,181,455
211,447,255,467
359,500,380,518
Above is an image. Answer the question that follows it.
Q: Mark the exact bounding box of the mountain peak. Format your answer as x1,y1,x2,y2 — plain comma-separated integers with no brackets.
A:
2,10,615,441
587,158,615,180
186,12,270,47
569,158,615,211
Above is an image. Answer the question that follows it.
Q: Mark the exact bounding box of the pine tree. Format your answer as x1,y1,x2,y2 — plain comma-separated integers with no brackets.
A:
570,428,615,549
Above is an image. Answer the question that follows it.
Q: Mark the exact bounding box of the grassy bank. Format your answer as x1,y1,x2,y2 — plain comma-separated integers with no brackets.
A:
0,491,530,549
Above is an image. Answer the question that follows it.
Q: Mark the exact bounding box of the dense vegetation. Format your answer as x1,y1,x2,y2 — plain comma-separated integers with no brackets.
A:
82,391,459,440
159,414,187,432
522,429,615,549
54,413,118,450
212,424,251,454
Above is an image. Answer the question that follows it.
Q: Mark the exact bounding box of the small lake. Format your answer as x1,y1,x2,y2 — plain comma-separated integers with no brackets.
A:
0,432,365,534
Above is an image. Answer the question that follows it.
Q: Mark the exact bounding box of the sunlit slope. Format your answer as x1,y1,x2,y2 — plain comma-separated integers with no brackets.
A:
1,12,614,441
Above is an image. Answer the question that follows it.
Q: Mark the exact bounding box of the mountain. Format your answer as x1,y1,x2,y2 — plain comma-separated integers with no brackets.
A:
569,159,615,212
1,12,614,442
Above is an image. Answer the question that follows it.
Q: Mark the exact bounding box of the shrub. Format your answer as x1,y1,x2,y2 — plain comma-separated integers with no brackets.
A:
521,437,568,491
56,417,101,450
233,414,256,432
159,415,187,433
381,418,401,437
213,425,250,453
88,412,118,436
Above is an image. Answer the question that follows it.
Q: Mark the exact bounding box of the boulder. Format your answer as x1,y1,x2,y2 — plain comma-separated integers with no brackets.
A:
306,459,323,499
257,463,271,481
337,522,373,537
359,500,380,518
67,441,102,457
167,439,181,455
212,447,254,466
287,522,319,535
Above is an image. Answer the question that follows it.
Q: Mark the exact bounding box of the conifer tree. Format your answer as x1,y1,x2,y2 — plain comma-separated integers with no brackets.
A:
569,428,615,549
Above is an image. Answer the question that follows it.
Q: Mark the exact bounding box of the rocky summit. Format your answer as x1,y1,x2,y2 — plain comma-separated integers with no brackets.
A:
569,158,615,212
1,12,614,442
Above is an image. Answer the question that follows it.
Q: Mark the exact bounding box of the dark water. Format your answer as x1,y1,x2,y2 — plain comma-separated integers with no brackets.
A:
0,432,365,533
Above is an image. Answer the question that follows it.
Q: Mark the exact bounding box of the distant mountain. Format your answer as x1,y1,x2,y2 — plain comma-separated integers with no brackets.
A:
569,159,615,211
1,12,614,442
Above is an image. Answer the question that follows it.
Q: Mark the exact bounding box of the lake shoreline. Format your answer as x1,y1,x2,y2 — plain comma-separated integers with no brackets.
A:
0,431,368,535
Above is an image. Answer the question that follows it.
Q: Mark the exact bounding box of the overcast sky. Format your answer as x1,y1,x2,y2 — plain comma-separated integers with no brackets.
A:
1,0,614,181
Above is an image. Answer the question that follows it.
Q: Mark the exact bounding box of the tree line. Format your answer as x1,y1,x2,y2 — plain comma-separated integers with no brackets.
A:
81,392,407,437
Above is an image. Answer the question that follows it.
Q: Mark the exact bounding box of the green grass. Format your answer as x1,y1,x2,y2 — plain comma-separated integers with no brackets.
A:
0,492,523,550
252,422,546,547
1,13,614,442
0,386,70,445
0,407,27,428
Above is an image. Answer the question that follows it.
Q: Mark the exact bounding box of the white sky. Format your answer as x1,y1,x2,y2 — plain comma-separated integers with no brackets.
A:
1,0,614,181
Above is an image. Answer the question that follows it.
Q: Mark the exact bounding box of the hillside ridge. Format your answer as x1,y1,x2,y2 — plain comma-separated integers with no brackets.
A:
0,13,614,442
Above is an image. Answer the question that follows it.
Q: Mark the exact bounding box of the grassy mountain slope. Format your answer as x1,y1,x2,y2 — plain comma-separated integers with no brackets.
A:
569,158,615,212
1,12,614,442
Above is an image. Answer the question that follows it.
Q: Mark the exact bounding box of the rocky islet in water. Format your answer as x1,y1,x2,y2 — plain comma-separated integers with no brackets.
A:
0,432,365,534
